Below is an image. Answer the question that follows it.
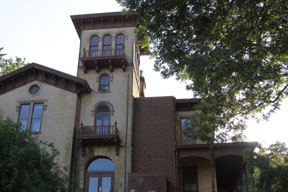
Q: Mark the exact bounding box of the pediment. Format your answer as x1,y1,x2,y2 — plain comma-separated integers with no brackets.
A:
0,63,91,95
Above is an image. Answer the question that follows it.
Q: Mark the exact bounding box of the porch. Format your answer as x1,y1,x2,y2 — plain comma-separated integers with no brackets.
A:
175,142,257,192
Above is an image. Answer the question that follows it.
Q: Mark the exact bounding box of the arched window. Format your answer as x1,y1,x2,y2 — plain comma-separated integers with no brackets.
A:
89,36,99,57
103,35,112,56
86,158,114,192
99,74,110,92
115,34,125,55
95,105,110,134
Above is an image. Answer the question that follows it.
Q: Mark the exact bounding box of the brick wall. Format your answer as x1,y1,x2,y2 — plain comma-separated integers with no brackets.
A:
128,173,167,192
132,97,176,192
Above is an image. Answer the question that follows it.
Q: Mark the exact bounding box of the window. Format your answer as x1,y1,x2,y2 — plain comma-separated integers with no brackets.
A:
115,34,125,55
180,118,196,144
183,166,198,192
86,158,115,192
29,84,40,95
99,74,110,92
89,36,99,57
102,35,112,56
19,103,44,132
95,105,110,134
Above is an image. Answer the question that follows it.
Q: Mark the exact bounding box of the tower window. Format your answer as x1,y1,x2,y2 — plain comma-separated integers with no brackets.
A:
99,74,110,92
115,34,125,55
103,35,112,56
89,36,99,57
95,105,110,134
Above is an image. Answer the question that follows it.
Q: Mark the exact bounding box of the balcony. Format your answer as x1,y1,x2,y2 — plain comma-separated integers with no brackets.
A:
78,123,121,155
80,48,128,73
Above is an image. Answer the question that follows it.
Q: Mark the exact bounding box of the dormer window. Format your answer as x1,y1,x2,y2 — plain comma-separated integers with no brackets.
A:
103,35,112,56
89,36,99,57
99,74,110,92
116,34,125,55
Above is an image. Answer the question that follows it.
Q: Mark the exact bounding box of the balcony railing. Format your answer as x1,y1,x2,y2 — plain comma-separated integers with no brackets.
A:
82,48,125,58
78,122,121,156
79,123,119,137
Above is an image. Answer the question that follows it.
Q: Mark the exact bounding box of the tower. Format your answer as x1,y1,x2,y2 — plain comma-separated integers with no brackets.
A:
71,12,142,191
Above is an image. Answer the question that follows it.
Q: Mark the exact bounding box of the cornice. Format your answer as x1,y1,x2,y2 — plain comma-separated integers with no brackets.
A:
0,63,91,96
71,12,138,38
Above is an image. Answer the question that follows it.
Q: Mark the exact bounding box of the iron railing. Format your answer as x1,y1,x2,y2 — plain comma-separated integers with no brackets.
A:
79,123,119,137
82,48,125,58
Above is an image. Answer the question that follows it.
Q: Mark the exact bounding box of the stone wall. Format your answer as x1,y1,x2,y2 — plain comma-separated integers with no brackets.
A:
0,80,77,173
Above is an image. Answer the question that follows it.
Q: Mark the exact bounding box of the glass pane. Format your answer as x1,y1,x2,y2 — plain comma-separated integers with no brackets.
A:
90,47,98,56
88,177,99,192
116,35,124,44
116,45,124,49
103,112,109,125
181,118,192,130
103,45,111,50
103,46,111,56
103,36,111,45
19,104,30,131
101,177,111,192
29,85,40,95
91,36,99,46
96,112,103,127
87,158,115,171
31,104,43,132
90,47,98,51
116,45,124,55
100,75,109,85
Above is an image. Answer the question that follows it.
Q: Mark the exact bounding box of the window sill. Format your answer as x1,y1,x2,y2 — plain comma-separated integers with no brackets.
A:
97,91,111,93
31,131,42,135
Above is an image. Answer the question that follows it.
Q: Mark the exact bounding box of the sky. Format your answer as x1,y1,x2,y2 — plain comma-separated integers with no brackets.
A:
0,0,287,147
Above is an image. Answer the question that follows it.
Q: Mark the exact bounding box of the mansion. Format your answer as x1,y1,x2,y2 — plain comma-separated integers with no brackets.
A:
0,12,256,192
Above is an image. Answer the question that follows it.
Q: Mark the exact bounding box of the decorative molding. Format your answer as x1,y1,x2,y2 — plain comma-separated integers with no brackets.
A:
90,101,114,117
71,12,138,38
0,63,91,96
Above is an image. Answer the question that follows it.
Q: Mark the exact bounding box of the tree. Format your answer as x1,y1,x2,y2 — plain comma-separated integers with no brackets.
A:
0,47,26,76
0,116,68,192
117,0,288,142
244,142,288,192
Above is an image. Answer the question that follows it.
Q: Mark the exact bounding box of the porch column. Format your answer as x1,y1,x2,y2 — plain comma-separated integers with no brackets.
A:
210,150,216,192
175,149,179,192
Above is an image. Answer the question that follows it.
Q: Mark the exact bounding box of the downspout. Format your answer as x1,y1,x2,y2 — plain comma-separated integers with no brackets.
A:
71,30,83,191
174,98,178,192
124,74,130,192
77,31,82,68
210,149,216,192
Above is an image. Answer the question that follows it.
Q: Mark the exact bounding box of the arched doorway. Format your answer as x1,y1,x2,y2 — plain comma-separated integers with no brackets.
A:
86,158,115,192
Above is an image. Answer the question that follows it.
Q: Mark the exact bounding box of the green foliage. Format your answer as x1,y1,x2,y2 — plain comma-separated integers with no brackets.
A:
0,47,26,76
0,117,68,192
118,0,288,142
244,142,288,192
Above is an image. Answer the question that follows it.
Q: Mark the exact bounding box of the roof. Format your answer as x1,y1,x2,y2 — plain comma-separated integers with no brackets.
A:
175,98,200,111
175,142,258,159
71,12,138,38
0,63,91,95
